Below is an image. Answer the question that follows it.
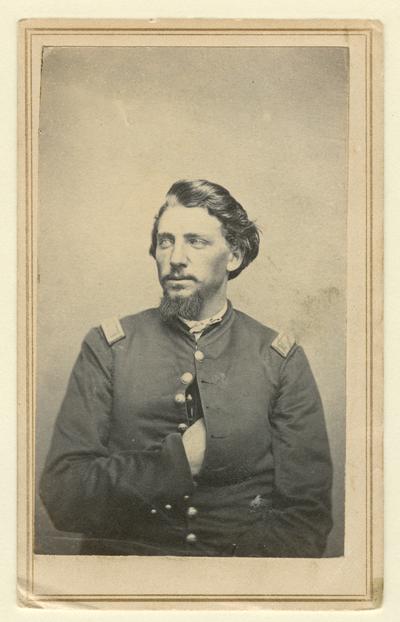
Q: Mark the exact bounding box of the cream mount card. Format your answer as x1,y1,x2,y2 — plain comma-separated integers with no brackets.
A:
18,18,383,610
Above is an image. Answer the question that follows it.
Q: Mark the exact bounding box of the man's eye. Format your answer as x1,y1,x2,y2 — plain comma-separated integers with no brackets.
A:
188,238,207,248
158,238,172,249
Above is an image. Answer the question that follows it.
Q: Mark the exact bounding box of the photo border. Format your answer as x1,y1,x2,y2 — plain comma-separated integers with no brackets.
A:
17,18,383,610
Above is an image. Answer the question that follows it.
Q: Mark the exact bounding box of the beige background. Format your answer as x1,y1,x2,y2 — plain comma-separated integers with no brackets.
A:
35,44,348,556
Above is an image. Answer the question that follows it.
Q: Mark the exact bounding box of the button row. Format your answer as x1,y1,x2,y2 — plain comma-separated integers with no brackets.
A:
174,354,204,408
150,500,196,514
149,522,198,546
174,392,194,405
150,504,171,514
180,372,193,384
176,365,196,434
186,533,197,544
174,393,186,404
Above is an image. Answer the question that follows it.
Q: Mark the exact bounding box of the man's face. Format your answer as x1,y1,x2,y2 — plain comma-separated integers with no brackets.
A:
155,204,238,308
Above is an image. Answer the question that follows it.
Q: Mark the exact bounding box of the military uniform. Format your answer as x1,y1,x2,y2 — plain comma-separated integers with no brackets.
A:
40,302,333,557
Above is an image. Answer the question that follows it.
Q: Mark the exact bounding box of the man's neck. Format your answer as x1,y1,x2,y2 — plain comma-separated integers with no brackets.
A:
196,298,227,320
180,300,228,325
191,285,228,320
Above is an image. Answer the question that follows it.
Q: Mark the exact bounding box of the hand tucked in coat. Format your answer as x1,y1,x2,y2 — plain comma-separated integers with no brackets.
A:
182,418,206,476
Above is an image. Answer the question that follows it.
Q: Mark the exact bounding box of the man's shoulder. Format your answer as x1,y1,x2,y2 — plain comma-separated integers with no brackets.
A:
96,308,160,346
233,308,296,359
233,308,278,340
120,307,160,330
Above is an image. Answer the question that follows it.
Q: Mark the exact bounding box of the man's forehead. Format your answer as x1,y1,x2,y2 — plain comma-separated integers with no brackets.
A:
157,204,223,234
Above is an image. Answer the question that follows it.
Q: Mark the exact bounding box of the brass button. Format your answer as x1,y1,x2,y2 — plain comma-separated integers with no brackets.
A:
183,494,190,500
165,504,172,510
194,350,205,362
150,509,157,515
186,533,197,544
174,393,186,404
187,506,198,518
181,372,194,384
178,423,188,433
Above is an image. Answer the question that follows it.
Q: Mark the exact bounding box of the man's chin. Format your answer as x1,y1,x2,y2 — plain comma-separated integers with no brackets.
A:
159,291,203,321
165,288,192,299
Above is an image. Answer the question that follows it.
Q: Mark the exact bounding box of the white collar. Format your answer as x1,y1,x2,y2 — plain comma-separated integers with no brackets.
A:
179,301,228,335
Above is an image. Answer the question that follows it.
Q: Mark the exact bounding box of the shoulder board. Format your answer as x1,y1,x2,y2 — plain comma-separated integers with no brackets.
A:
100,317,126,346
271,332,296,358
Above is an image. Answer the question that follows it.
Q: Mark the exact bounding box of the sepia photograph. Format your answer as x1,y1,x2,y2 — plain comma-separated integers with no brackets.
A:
18,18,383,609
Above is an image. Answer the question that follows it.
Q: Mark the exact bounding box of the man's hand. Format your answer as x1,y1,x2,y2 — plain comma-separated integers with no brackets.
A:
181,418,206,476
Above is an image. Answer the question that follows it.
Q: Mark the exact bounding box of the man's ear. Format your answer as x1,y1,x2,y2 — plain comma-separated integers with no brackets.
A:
227,246,244,275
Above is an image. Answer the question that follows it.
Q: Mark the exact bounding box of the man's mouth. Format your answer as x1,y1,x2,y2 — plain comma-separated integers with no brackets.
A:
164,275,196,283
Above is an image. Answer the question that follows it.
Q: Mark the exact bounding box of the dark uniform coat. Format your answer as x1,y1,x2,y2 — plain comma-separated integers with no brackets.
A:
40,302,333,557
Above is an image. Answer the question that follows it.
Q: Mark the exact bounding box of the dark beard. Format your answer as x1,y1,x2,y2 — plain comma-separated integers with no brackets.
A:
159,291,203,322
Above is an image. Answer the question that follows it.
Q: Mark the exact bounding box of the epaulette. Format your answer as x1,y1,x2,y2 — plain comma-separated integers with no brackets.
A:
271,332,296,358
100,317,126,346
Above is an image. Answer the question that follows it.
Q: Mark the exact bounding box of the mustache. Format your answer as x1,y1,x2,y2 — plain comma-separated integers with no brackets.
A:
162,274,198,284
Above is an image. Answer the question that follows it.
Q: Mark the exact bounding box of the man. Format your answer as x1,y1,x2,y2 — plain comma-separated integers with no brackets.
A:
40,179,333,557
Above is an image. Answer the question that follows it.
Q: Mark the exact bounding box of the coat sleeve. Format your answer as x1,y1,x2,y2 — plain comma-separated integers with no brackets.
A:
234,345,333,557
39,327,195,536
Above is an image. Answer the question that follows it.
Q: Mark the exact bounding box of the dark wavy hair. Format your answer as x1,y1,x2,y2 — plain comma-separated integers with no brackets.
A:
149,179,260,280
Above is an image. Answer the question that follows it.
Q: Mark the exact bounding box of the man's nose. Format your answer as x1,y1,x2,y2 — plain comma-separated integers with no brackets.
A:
170,242,187,267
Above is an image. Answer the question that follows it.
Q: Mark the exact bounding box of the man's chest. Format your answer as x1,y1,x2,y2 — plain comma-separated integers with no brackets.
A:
108,335,278,477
